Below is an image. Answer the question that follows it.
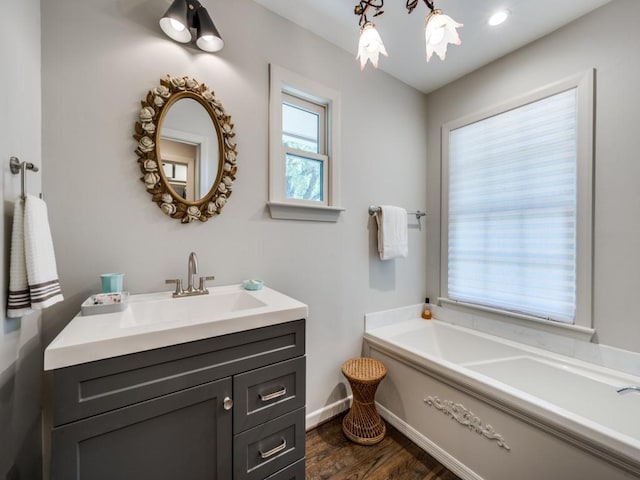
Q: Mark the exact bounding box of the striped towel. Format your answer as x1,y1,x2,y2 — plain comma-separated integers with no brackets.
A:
7,195,63,317
7,199,31,316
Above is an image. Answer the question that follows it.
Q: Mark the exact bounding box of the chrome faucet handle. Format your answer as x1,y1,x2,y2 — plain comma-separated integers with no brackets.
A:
165,278,183,297
198,275,215,293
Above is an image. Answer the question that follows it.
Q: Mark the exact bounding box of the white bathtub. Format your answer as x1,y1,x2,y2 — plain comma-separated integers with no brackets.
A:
363,315,640,480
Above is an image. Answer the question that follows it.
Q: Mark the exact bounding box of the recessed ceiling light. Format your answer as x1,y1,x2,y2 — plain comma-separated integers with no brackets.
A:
488,10,509,26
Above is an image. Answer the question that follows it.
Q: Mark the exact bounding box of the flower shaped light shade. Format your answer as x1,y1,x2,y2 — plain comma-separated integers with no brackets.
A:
424,9,463,61
357,23,388,70
354,0,462,69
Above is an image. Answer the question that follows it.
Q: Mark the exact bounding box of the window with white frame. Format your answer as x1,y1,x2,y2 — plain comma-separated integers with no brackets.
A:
282,93,327,203
441,71,594,330
268,65,344,222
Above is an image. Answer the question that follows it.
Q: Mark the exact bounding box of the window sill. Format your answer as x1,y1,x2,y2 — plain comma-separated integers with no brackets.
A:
267,201,345,222
437,297,595,342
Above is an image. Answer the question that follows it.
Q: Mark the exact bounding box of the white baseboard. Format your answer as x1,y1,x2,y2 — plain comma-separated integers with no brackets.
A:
306,396,351,431
377,403,484,480
306,397,482,480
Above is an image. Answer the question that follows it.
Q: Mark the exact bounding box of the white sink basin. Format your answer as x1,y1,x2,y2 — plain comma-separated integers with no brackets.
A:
124,289,267,328
44,285,308,370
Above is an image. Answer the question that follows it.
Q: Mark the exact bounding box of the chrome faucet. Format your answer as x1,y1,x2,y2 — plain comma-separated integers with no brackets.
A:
165,252,215,298
187,252,198,293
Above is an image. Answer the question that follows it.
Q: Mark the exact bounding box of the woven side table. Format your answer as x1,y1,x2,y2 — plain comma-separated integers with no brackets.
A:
341,357,387,445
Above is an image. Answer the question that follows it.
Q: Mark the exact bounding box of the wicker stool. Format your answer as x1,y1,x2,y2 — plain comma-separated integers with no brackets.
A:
341,357,387,445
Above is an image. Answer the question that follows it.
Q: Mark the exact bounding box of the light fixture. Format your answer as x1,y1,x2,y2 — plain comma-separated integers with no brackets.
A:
160,0,224,53
354,0,462,69
423,8,463,61
354,1,387,70
357,22,388,70
488,9,509,26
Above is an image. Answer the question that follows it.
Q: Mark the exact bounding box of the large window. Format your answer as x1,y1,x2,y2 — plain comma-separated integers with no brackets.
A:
441,71,594,330
268,65,344,222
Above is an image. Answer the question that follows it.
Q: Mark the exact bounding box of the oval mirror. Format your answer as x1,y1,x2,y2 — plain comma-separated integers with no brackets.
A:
134,75,237,223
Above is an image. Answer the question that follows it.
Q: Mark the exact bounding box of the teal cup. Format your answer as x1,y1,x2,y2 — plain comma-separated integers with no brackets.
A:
101,273,124,293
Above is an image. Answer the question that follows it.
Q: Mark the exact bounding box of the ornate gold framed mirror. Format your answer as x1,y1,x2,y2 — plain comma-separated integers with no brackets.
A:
134,75,237,223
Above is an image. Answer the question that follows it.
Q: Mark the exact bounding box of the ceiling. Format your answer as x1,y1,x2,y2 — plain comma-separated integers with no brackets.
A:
252,0,612,93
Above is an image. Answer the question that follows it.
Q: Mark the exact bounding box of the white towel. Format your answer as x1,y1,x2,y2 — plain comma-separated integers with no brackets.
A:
7,199,31,317
7,195,63,317
375,205,408,260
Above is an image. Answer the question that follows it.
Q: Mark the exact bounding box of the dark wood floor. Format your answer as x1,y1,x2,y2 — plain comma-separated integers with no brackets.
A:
305,415,462,480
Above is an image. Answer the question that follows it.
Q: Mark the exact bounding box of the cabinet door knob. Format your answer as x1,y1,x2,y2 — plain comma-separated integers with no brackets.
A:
223,397,233,410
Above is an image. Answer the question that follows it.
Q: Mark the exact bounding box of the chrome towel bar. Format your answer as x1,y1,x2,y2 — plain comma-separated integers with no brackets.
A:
368,205,426,220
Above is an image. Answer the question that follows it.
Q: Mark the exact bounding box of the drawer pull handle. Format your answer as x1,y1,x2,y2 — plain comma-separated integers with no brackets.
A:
259,439,287,459
223,397,233,410
259,387,287,402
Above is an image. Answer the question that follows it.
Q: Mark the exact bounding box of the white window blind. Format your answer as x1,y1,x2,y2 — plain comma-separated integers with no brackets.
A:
448,89,578,323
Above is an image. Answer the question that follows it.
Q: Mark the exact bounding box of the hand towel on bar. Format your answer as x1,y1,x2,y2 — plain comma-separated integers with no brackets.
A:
24,194,64,309
7,195,63,317
375,205,408,260
7,199,31,317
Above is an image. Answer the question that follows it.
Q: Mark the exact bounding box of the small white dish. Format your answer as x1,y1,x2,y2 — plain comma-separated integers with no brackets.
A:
81,292,130,316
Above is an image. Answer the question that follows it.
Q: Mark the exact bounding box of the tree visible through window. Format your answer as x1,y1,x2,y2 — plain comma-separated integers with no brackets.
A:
282,93,327,203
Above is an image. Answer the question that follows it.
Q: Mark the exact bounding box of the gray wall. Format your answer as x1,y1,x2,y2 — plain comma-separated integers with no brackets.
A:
425,0,640,353
1,0,43,478
40,0,428,420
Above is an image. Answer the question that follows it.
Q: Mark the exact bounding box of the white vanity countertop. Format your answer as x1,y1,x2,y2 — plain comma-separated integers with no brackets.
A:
44,285,308,370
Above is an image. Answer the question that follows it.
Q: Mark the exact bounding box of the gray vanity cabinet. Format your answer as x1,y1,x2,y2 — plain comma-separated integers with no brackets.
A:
52,378,233,479
49,319,306,480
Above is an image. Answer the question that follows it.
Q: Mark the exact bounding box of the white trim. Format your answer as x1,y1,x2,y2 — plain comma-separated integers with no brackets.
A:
305,396,351,431
440,69,595,330
160,127,214,198
377,403,485,480
575,69,595,332
267,201,345,222
437,297,595,342
269,64,344,222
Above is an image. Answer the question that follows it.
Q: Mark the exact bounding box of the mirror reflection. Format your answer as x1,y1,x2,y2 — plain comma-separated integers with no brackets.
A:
159,98,220,201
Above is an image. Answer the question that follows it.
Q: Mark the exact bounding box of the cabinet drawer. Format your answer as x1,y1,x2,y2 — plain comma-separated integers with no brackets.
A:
234,356,305,432
52,320,304,426
265,458,305,480
233,407,305,480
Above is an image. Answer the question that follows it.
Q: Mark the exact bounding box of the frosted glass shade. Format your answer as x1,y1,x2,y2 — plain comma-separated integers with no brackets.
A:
424,10,463,61
357,23,388,70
